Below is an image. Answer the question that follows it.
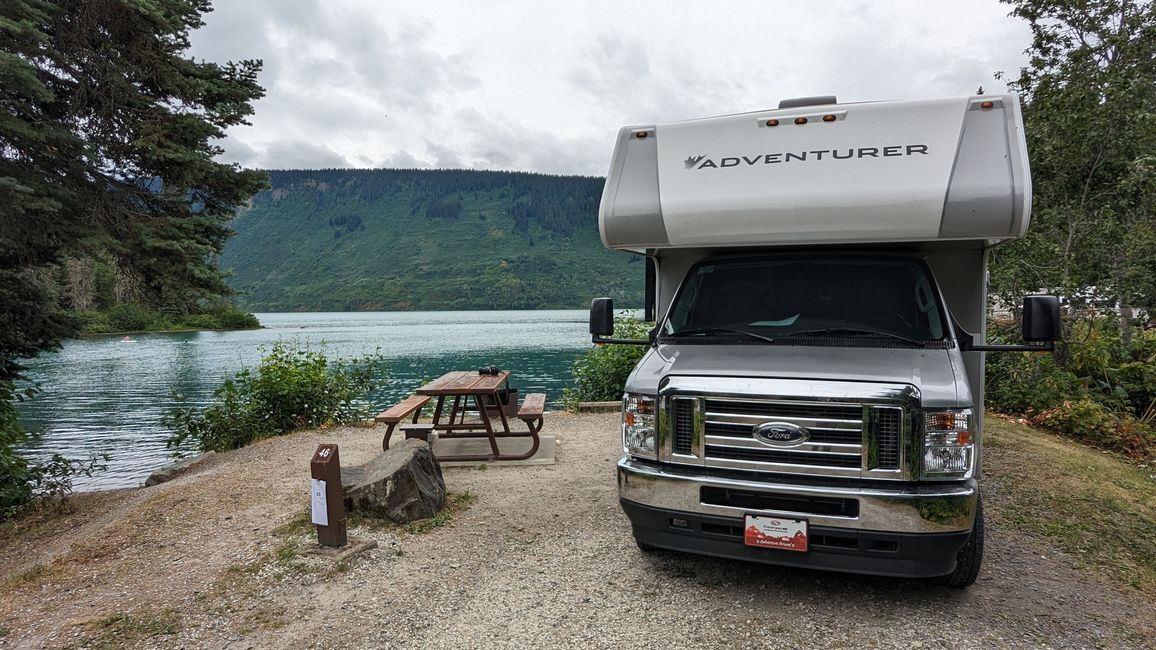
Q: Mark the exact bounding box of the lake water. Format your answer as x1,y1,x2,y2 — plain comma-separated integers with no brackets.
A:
16,310,595,491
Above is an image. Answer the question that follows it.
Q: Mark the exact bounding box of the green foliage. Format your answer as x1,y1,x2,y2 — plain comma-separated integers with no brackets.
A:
991,0,1156,327
219,169,643,311
986,317,1156,457
78,304,260,334
1030,397,1154,457
563,316,652,408
0,379,32,516
985,346,1087,414
167,341,387,453
178,306,262,331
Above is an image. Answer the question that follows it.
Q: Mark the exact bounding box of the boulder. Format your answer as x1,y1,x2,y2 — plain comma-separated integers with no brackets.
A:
341,438,445,523
144,452,215,487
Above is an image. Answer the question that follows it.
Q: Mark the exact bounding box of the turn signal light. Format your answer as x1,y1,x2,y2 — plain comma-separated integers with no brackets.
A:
980,101,994,110
926,411,967,431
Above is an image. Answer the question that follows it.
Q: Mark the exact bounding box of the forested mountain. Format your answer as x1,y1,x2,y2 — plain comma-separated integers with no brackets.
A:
219,169,643,311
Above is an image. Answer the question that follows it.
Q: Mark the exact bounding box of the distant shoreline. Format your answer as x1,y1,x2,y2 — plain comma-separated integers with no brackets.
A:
79,324,264,338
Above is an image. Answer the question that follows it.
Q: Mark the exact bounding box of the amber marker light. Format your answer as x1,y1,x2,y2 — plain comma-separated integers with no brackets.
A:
926,411,960,430
822,114,837,122
636,131,648,138
794,117,808,125
766,119,779,127
980,101,994,110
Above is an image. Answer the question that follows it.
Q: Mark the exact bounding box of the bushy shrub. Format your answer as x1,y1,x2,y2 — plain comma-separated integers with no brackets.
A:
75,310,114,334
105,303,160,332
563,316,652,409
178,304,261,331
167,341,386,453
0,456,31,518
1030,398,1154,458
985,352,1087,414
201,306,261,330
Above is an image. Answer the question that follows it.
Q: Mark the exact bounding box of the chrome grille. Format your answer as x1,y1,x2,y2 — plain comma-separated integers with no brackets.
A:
874,407,901,469
704,400,862,420
672,398,694,455
658,377,918,480
700,399,864,473
705,446,862,468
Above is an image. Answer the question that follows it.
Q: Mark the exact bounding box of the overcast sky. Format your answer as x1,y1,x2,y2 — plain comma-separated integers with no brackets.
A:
188,0,1032,176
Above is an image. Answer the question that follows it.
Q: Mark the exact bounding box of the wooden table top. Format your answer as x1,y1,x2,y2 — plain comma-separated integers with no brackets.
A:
416,370,510,396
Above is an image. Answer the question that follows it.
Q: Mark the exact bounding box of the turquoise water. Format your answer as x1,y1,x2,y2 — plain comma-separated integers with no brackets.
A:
16,310,593,490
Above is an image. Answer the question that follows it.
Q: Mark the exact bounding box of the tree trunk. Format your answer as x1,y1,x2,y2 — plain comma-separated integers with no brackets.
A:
1119,303,1134,352
1114,244,1133,354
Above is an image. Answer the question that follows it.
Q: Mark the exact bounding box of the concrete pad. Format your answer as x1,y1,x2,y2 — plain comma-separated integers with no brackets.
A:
436,434,556,467
576,401,620,413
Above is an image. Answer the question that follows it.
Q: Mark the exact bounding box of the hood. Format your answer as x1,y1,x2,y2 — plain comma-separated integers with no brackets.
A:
626,343,967,407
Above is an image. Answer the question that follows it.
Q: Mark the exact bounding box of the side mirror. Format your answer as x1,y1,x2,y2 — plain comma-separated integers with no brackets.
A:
590,297,614,337
1023,295,1062,342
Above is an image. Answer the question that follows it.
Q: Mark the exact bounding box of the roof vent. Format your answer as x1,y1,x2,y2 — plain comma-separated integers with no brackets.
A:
778,96,838,109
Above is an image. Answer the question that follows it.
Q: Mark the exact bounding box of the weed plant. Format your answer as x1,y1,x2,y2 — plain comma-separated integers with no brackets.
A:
167,341,387,453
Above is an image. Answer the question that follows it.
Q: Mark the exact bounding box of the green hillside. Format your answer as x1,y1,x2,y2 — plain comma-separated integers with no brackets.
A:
220,169,643,311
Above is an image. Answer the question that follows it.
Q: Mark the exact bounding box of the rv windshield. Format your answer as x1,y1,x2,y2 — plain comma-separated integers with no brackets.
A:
663,256,947,344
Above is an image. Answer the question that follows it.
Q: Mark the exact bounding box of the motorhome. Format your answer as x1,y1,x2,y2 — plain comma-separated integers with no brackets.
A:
589,94,1061,587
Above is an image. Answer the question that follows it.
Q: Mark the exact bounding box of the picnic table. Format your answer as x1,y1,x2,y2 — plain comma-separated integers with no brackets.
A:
375,370,545,462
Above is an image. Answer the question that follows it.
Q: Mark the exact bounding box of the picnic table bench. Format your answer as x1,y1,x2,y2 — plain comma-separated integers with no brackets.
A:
373,394,431,451
375,371,546,462
517,391,545,435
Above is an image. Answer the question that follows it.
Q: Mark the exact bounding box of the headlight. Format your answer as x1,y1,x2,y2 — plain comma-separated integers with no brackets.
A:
922,408,974,478
623,393,657,458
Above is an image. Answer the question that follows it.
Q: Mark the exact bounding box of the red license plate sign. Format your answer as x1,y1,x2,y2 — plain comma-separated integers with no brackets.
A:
744,515,808,552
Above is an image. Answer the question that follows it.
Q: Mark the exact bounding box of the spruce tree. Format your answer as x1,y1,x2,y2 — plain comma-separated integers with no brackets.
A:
0,0,266,512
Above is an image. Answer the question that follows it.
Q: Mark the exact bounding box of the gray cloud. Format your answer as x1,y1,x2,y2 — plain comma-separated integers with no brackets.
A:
257,140,353,169
215,137,260,167
190,0,1031,174
376,150,426,169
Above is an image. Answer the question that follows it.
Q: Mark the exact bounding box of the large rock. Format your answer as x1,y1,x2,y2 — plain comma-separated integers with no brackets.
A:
144,452,215,487
341,439,445,522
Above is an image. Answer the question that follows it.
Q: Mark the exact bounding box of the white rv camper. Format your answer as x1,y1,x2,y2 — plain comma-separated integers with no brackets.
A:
589,94,1060,587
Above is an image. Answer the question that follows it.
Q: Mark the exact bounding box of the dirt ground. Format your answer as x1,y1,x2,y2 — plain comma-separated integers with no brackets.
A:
1,412,1154,649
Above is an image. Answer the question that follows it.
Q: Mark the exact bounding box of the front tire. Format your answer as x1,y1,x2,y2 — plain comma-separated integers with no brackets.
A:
935,496,984,588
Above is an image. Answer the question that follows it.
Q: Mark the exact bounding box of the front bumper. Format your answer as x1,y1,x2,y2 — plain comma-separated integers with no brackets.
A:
618,456,977,578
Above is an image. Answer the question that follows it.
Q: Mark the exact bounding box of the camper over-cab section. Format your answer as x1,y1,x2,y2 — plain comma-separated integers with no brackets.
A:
599,94,1030,249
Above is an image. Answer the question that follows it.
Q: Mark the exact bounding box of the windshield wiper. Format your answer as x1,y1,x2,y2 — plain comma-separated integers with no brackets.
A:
667,327,775,343
784,327,925,346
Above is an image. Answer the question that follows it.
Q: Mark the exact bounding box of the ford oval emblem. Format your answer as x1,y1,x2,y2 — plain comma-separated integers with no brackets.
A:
753,421,809,447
